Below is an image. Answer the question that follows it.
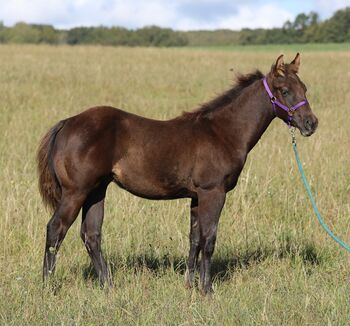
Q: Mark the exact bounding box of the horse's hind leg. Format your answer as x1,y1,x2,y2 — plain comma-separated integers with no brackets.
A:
80,182,111,287
43,191,86,282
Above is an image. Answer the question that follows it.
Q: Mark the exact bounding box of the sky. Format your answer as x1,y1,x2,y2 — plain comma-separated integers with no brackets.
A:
0,0,349,30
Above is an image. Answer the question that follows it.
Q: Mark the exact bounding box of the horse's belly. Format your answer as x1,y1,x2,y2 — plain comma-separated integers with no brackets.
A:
112,161,190,199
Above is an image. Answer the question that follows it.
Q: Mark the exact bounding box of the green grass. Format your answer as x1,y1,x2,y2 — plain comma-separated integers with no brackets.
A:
1,44,350,324
189,42,350,52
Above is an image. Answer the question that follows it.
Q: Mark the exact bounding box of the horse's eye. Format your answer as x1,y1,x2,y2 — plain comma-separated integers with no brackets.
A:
281,88,289,97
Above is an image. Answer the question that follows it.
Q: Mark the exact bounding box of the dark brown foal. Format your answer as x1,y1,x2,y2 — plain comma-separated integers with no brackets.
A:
38,54,318,294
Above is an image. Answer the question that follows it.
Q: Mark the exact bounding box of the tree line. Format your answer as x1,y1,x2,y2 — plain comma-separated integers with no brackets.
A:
0,24,188,46
0,7,349,47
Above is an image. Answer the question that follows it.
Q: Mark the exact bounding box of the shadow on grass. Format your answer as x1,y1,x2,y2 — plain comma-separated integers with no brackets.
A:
80,237,321,284
212,240,320,282
81,253,187,282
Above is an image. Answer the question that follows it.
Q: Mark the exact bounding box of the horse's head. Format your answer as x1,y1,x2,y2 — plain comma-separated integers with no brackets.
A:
268,53,318,136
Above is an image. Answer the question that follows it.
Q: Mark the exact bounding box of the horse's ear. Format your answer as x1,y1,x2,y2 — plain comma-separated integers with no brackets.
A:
272,54,285,77
290,53,301,73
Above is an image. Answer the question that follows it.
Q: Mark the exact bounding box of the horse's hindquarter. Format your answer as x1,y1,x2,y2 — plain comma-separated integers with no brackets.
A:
52,107,126,191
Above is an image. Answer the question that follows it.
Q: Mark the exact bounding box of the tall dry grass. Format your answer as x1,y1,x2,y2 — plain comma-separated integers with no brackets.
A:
0,44,350,324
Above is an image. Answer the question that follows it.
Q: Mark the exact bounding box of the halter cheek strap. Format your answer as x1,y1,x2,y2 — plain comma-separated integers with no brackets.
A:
262,77,308,127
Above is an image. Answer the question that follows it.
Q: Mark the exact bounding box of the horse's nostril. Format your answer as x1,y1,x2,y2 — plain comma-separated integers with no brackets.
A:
305,117,318,132
305,119,312,130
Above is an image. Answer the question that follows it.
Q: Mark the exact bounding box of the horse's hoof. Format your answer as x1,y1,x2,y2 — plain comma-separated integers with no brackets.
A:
185,281,192,289
200,287,214,297
184,271,193,289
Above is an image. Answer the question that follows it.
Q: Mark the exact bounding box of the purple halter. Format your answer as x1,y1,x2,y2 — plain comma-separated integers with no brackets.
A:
262,77,307,127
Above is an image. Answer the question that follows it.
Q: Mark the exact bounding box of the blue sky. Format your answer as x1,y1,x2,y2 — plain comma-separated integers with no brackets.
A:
0,0,349,30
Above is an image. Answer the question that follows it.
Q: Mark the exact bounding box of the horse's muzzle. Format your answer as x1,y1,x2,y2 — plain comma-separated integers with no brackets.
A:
300,115,318,137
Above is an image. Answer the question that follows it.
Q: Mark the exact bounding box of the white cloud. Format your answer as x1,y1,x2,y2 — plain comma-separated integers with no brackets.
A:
200,4,294,30
0,0,348,30
313,0,350,18
0,0,71,26
0,0,180,29
103,1,178,30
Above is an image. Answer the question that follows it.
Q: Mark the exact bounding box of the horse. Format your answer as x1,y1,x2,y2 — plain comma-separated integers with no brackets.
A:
37,53,318,295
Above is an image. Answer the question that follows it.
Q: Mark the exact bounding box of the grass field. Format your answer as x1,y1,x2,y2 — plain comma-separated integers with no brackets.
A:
191,43,350,53
1,44,350,324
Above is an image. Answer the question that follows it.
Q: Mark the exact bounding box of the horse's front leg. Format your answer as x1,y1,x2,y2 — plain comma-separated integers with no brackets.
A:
197,187,226,295
185,198,200,288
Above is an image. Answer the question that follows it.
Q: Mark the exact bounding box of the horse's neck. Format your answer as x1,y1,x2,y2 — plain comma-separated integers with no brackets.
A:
211,80,275,154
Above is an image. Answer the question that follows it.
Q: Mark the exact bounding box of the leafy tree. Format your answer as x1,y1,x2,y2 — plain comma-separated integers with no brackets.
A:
7,22,40,43
135,26,187,47
65,25,187,46
31,24,60,44
315,7,350,42
0,21,6,43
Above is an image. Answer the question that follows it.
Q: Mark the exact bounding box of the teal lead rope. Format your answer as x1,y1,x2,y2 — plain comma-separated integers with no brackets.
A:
290,127,350,253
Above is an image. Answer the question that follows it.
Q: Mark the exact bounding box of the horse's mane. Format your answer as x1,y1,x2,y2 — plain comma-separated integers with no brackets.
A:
182,69,264,119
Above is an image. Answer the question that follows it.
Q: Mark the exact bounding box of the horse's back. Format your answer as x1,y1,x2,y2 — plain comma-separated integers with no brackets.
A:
51,106,197,199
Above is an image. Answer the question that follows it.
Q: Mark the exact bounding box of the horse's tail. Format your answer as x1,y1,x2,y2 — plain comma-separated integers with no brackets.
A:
37,120,66,212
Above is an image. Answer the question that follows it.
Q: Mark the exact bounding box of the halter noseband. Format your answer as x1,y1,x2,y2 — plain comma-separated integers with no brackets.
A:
262,77,307,127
